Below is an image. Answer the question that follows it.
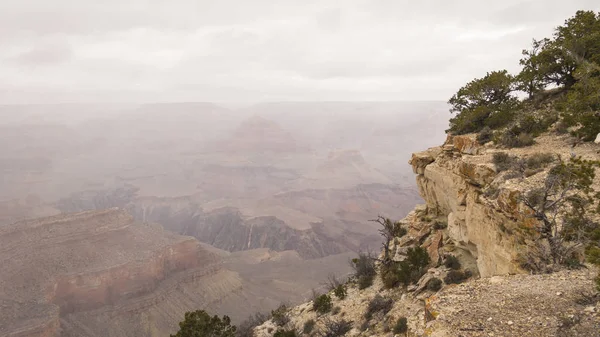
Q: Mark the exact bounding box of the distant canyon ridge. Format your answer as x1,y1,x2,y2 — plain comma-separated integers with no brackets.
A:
0,101,449,336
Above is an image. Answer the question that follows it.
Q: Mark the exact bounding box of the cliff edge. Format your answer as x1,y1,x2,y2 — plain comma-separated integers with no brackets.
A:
253,133,600,337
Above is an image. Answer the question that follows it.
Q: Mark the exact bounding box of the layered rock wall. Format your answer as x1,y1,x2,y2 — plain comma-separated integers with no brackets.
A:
409,136,522,276
0,208,232,337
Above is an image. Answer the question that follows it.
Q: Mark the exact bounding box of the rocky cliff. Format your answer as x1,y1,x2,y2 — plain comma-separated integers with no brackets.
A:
0,208,241,337
409,135,521,277
252,133,600,337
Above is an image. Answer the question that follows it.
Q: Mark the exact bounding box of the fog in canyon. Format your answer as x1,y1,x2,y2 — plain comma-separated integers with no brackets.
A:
0,102,448,336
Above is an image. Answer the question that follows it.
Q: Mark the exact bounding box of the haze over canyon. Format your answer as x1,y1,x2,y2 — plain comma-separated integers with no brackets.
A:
0,101,448,336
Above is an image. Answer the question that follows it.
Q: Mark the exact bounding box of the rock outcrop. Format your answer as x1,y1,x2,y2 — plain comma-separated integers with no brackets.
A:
409,135,521,277
0,208,239,337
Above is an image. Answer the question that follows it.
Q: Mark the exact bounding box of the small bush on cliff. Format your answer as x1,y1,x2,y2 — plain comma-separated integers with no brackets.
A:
351,252,376,289
399,246,431,285
320,318,353,337
427,277,443,291
380,261,401,289
522,157,600,283
433,220,448,230
526,153,556,170
273,329,297,337
237,312,268,337
171,310,236,337
381,246,431,288
372,216,407,263
313,294,333,314
333,284,346,299
443,270,472,284
492,152,521,172
271,304,290,326
357,275,374,290
393,317,408,334
443,255,461,270
303,319,315,334
476,126,494,144
364,295,393,320
495,128,535,148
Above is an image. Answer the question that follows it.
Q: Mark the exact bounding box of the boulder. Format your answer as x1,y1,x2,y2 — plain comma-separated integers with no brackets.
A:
452,135,482,155
595,133,600,144
409,148,442,175
425,231,443,266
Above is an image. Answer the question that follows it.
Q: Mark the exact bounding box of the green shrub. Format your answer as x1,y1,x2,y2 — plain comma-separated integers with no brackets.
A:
321,319,352,337
433,220,447,230
357,275,374,290
364,295,393,320
273,329,297,337
517,114,556,137
302,319,315,334
393,317,408,334
333,284,346,300
496,129,535,148
171,310,236,337
331,306,341,315
313,294,333,314
381,264,401,289
525,153,555,170
492,152,521,172
443,270,472,284
271,304,289,327
351,252,376,280
560,72,600,141
401,246,431,284
237,312,268,337
427,277,443,291
443,255,461,270
406,246,430,269
476,126,494,144
384,246,431,288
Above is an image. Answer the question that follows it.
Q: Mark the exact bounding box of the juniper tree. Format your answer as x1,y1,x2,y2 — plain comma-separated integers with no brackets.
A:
522,157,600,270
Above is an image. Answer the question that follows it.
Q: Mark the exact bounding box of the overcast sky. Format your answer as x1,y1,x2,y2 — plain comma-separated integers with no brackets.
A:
0,0,598,103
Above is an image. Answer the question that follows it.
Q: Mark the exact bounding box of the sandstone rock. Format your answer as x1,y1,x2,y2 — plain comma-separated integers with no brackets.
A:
451,135,482,155
414,271,439,294
458,162,496,186
411,146,522,277
425,231,443,266
595,133,600,144
409,148,441,175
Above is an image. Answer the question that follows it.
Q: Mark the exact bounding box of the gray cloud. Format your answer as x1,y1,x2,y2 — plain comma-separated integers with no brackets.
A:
0,0,598,103
10,40,73,66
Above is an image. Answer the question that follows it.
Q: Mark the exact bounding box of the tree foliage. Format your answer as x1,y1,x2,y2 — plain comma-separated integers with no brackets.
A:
522,157,600,272
372,216,406,264
380,246,430,288
351,252,376,290
313,294,333,314
449,10,600,141
448,70,519,134
171,310,236,337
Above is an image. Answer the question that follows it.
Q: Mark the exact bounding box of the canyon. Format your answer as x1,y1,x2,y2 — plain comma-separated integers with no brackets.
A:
0,101,448,336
